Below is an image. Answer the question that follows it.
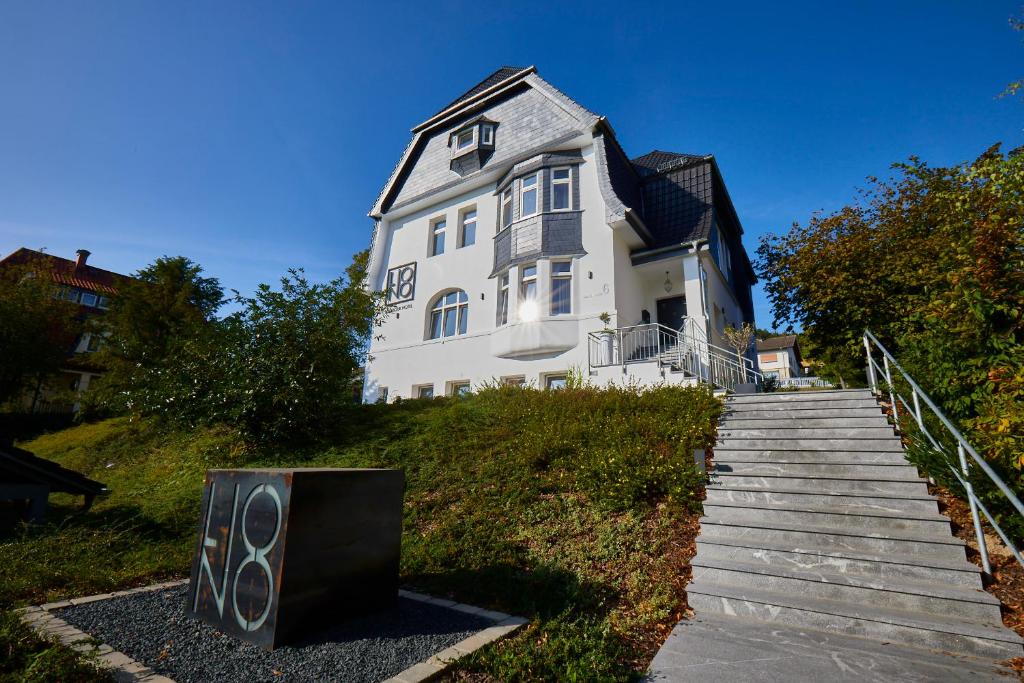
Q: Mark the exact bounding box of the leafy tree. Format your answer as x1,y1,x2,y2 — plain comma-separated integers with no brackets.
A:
0,260,82,408
91,257,222,412
109,250,388,442
757,145,1024,537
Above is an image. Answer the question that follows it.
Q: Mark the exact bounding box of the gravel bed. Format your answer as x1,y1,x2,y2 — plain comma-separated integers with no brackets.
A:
56,585,491,682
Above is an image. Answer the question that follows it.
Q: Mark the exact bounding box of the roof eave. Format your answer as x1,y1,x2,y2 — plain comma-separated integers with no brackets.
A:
411,66,536,134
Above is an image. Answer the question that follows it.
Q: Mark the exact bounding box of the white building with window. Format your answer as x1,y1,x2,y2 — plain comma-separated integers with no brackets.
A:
363,66,758,401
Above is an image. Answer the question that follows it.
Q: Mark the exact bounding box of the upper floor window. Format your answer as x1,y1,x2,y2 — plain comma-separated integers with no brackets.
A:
97,295,111,309
429,289,468,339
551,167,572,211
80,292,98,307
520,173,539,218
86,333,102,352
430,217,446,256
501,188,513,229
455,128,474,151
480,124,494,145
459,208,477,248
550,261,572,315
497,273,509,326
520,264,537,301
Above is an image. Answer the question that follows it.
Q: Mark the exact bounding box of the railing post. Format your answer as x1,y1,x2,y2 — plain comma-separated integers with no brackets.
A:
863,333,877,394
882,354,899,431
958,442,992,574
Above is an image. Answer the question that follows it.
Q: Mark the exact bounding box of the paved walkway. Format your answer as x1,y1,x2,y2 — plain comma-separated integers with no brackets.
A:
649,389,1022,681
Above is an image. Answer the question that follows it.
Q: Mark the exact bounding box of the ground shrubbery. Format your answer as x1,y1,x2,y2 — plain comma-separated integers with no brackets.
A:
3,383,720,681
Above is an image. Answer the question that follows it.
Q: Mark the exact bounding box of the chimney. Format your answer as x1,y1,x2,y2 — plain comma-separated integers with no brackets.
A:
75,249,90,269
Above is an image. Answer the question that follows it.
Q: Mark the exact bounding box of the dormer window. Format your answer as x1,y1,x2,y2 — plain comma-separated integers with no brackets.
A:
480,124,494,145
455,128,474,151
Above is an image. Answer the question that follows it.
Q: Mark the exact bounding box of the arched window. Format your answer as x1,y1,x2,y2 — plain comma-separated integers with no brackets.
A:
428,290,468,339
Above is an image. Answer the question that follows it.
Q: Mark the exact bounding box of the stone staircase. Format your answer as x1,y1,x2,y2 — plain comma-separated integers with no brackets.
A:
654,389,1023,680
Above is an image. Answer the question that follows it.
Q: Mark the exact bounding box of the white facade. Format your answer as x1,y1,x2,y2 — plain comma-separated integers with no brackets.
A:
363,68,756,401
757,339,803,380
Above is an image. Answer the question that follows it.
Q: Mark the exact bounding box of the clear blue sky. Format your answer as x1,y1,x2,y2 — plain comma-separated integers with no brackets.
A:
2,1,1021,326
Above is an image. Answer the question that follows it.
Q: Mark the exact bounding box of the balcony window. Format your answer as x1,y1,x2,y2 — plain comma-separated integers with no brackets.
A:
552,167,571,211
497,273,509,326
501,187,513,228
460,208,477,248
550,261,572,315
520,173,538,218
430,217,446,256
428,289,468,339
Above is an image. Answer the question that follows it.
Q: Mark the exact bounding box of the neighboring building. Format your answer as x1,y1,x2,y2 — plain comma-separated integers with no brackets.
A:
363,66,757,401
756,335,803,380
0,247,134,412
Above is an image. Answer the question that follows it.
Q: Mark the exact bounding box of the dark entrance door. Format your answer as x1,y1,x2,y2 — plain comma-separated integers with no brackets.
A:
656,296,687,330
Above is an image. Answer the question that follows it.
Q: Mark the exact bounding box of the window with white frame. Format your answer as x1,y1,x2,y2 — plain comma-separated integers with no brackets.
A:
80,292,98,307
430,217,446,256
501,187,513,229
520,264,537,301
497,273,509,325
520,173,538,218
545,374,567,390
455,128,474,150
86,333,102,352
97,296,111,309
449,381,471,397
459,208,477,248
416,384,434,399
550,261,572,315
551,167,572,211
480,124,494,145
428,290,468,339
502,375,526,387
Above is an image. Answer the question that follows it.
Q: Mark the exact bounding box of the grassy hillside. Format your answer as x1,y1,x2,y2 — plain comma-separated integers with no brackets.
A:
2,384,720,681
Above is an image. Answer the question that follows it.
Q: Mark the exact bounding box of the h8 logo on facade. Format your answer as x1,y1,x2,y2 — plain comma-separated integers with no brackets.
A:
189,475,287,636
386,262,416,303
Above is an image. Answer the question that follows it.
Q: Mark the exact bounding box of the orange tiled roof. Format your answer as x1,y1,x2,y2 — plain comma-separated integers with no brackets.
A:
0,247,134,295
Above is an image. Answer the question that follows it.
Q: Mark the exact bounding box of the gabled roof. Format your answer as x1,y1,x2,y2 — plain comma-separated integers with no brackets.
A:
0,248,133,295
757,335,799,352
434,66,531,118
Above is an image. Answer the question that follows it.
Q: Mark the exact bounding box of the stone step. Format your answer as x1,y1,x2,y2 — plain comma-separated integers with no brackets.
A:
699,519,967,561
687,582,1022,660
725,407,886,420
647,614,1016,682
712,473,929,496
694,539,981,587
703,502,952,537
725,398,881,411
704,487,938,513
713,449,908,464
714,461,922,480
690,558,1001,623
728,389,874,403
718,438,904,451
719,427,897,440
722,417,891,429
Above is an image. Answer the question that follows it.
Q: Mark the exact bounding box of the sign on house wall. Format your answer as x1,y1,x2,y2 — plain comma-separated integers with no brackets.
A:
386,262,417,303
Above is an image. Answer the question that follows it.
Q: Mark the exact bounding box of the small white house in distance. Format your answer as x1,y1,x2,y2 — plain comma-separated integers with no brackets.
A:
756,335,804,380
362,66,759,402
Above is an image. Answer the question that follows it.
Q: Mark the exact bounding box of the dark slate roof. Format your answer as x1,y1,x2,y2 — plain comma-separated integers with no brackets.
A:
0,444,107,498
630,151,715,248
757,335,799,352
631,150,708,178
434,66,531,117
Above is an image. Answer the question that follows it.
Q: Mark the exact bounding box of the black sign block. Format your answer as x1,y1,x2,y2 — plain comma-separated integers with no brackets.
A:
186,468,404,649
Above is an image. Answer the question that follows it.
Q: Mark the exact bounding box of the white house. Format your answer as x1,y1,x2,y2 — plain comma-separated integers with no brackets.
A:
756,335,803,380
362,66,758,402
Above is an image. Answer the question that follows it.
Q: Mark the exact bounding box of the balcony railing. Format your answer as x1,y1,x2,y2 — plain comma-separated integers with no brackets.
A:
588,318,761,392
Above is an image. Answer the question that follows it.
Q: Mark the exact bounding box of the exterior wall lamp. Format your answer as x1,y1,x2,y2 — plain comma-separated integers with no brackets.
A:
663,271,673,293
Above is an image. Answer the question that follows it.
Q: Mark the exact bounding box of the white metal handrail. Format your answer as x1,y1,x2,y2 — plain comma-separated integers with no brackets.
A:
863,329,1024,572
587,318,763,392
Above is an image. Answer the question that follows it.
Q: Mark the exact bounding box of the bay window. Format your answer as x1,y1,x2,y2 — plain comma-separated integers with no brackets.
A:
551,167,571,210
550,261,572,315
520,173,538,218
